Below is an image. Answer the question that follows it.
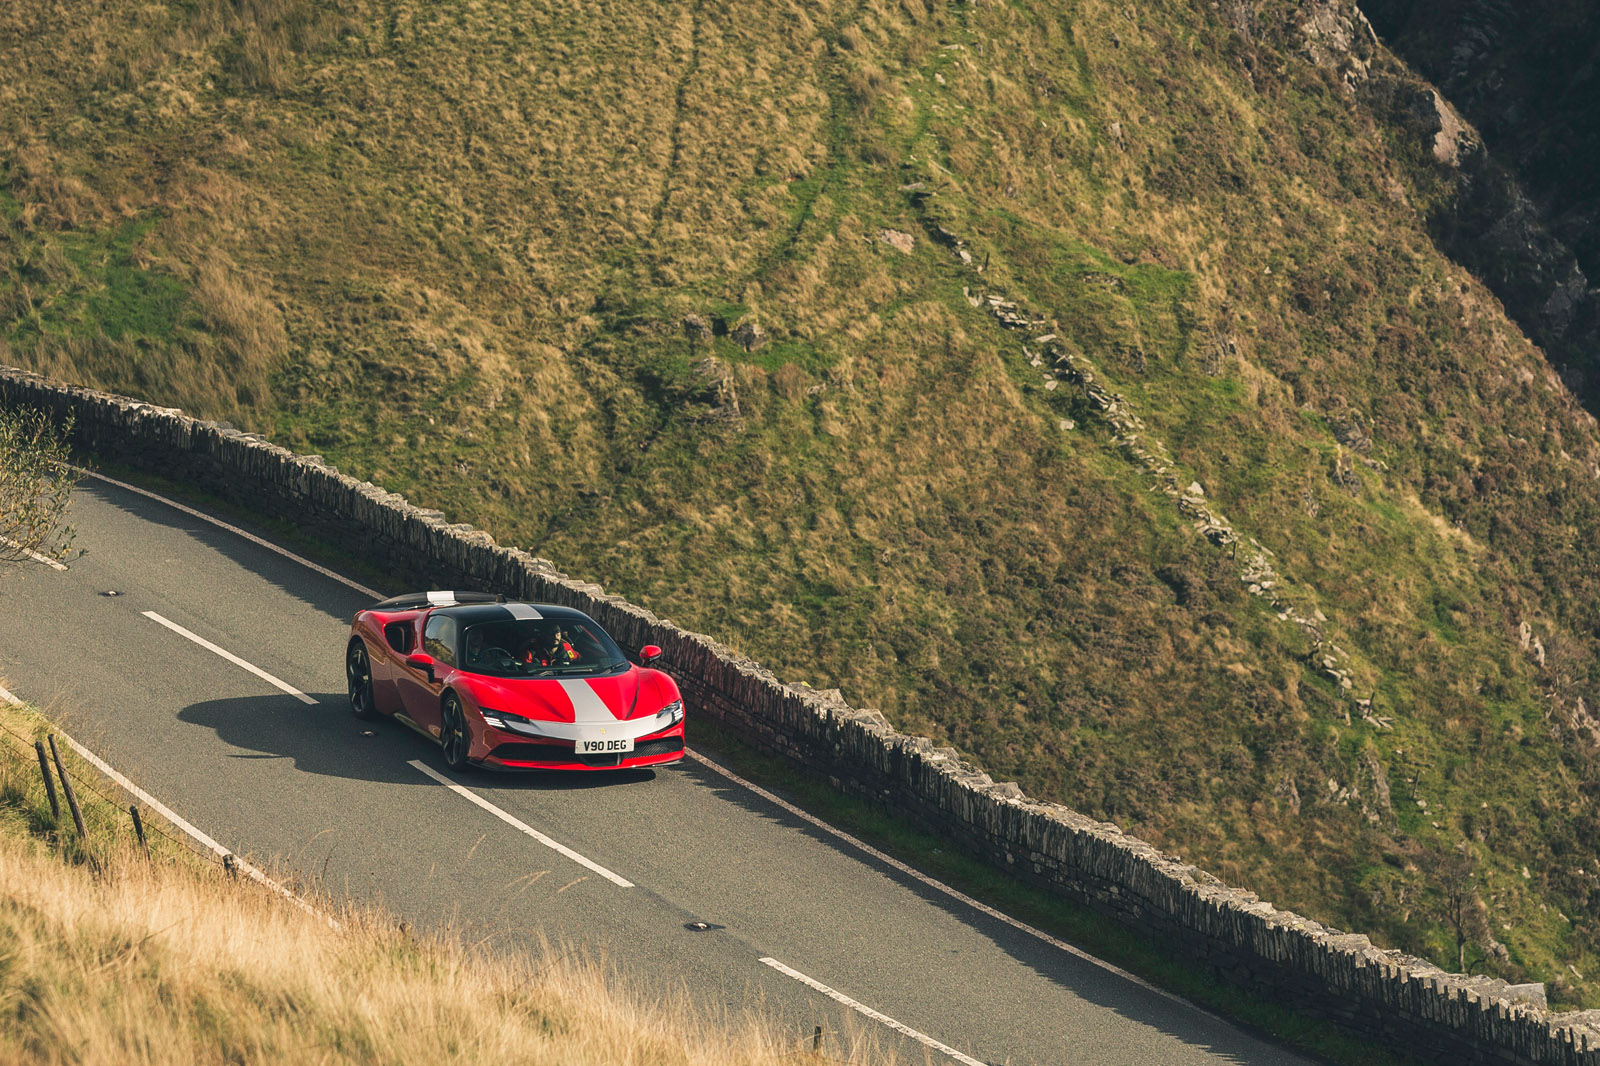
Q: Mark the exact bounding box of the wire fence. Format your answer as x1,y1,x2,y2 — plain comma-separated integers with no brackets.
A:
0,713,232,871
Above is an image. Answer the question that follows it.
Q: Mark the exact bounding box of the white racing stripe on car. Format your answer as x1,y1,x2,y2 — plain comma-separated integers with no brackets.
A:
558,679,615,724
141,611,318,705
409,760,634,887
427,590,456,606
503,603,542,620
759,957,988,1066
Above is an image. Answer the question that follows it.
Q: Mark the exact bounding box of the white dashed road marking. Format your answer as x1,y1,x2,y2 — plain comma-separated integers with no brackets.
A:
0,536,68,570
759,957,988,1066
141,611,318,705
409,760,634,887
687,749,1189,1008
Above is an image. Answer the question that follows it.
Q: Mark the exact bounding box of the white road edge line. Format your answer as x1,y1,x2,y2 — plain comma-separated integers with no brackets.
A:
759,957,988,1066
686,750,1196,1013
0,683,335,927
0,535,68,571
409,760,634,888
141,611,318,705
79,468,384,599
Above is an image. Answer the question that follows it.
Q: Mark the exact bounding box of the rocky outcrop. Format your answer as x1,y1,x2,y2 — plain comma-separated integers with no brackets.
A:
682,313,711,342
877,228,915,254
730,320,768,353
1290,0,1600,404
1363,0,1600,285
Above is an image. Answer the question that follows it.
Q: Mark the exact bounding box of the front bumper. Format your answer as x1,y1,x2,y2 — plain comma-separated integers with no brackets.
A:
480,727,686,771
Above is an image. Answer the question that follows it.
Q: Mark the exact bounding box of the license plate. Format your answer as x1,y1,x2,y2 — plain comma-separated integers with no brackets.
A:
576,737,634,755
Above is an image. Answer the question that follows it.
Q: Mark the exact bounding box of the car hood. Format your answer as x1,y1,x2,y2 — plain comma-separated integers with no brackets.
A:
465,669,646,723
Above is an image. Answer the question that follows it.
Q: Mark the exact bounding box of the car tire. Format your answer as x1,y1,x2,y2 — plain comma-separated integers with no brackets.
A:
347,640,378,721
441,692,473,772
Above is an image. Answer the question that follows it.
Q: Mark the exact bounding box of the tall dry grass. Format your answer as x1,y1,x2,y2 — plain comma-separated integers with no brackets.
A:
0,844,824,1065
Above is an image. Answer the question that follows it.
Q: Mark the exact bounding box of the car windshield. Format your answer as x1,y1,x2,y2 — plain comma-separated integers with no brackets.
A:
458,617,630,678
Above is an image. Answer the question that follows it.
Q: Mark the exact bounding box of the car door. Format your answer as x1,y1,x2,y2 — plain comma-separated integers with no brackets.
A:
370,614,417,713
396,611,454,736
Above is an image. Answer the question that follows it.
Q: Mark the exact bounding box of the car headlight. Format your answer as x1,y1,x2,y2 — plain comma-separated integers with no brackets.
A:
657,699,684,725
479,707,545,736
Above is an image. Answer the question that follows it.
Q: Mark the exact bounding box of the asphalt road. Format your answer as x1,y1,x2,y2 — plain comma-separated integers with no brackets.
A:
0,475,1319,1066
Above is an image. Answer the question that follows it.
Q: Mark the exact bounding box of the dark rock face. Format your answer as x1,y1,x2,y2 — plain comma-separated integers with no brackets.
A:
1362,0,1600,398
682,313,711,342
731,321,768,352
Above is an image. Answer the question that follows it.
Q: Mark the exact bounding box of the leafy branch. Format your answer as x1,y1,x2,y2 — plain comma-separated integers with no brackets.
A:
0,406,81,572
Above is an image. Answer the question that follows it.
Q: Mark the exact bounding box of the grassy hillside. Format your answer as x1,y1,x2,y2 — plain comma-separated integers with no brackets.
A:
0,697,872,1065
6,0,1600,1003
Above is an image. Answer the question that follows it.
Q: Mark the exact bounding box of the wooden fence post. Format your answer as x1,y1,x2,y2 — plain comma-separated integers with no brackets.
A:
34,740,60,821
47,735,87,839
129,805,148,856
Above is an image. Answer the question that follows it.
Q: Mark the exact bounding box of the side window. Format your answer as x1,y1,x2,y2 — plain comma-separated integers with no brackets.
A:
384,622,413,654
422,614,458,667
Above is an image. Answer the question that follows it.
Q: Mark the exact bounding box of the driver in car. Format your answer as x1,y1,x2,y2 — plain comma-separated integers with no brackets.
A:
519,626,578,668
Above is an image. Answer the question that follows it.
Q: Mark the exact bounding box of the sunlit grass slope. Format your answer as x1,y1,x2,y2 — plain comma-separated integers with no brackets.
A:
0,700,873,1066
7,0,1600,1003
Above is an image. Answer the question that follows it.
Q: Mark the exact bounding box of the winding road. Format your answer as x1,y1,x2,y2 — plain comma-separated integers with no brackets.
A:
0,473,1317,1066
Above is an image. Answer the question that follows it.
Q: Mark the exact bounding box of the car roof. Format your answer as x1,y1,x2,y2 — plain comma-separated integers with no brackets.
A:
436,602,593,626
369,590,503,611
368,592,596,627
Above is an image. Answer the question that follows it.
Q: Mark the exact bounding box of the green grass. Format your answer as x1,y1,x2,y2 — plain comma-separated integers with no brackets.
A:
2,214,186,344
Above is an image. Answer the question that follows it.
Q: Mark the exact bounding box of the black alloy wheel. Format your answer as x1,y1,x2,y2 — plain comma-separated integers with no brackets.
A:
347,641,378,720
441,693,472,772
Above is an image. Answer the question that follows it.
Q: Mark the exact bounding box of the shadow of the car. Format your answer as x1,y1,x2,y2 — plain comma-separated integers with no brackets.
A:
179,692,668,790
475,766,661,791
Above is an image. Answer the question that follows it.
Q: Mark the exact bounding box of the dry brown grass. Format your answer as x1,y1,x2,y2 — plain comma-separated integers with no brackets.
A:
0,844,829,1066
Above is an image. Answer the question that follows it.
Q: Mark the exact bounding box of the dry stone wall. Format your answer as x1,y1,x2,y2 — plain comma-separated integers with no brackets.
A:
3,363,1597,1065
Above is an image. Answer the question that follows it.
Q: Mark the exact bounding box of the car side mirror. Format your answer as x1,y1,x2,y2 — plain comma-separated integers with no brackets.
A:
406,652,436,682
639,645,663,666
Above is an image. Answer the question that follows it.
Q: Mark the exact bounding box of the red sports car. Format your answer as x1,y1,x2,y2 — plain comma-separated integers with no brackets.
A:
345,591,685,771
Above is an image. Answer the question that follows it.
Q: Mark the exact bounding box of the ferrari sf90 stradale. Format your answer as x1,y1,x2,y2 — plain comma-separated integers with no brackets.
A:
346,592,684,771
